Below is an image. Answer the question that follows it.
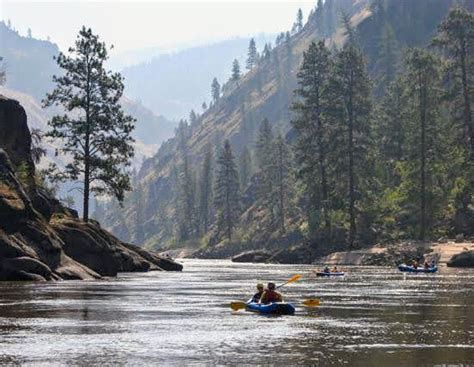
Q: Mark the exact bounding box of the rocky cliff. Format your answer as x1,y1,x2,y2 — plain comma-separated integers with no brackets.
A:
0,95,182,281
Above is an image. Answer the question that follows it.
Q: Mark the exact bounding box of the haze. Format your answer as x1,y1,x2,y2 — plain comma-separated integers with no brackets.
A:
0,0,315,54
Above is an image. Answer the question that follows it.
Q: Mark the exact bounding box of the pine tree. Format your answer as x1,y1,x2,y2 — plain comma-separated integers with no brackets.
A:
211,77,220,103
246,38,257,70
296,8,304,32
274,133,293,233
231,59,241,82
27,28,32,38
177,153,197,240
376,24,399,95
202,102,208,111
403,48,443,240
43,27,135,222
375,77,407,185
198,144,213,233
30,128,46,164
214,140,240,242
189,109,198,125
433,7,474,161
331,46,372,248
255,118,277,222
238,146,252,189
292,41,333,234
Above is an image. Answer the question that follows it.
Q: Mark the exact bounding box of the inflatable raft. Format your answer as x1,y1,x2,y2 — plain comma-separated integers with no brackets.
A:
246,302,295,315
316,272,345,277
398,264,438,273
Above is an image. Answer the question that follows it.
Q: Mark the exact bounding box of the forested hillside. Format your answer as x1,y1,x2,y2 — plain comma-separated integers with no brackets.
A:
98,0,473,260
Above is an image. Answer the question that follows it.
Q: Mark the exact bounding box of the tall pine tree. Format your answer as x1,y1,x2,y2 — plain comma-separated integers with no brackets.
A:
214,140,240,242
246,38,257,70
292,41,333,234
43,27,135,222
331,46,372,248
198,144,213,233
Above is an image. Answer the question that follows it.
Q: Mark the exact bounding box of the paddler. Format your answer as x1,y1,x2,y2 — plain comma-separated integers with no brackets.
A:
250,283,265,303
259,282,283,304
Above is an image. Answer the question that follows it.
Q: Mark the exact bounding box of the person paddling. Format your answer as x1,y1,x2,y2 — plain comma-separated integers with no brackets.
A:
250,283,265,303
259,282,283,304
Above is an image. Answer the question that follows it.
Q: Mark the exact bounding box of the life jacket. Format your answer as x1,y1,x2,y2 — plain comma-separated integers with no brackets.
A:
251,291,264,303
261,290,282,304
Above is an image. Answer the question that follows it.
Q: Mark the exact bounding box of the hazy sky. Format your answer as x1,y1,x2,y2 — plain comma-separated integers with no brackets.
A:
1,0,316,54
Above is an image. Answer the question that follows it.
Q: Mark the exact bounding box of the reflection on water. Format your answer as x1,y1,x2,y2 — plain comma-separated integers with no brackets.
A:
0,260,473,365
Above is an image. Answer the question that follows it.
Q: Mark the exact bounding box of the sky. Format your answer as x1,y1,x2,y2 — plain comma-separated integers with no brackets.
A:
0,0,316,55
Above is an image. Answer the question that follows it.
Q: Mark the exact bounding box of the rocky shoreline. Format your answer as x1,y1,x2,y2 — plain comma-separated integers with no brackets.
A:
0,95,182,281
188,240,474,268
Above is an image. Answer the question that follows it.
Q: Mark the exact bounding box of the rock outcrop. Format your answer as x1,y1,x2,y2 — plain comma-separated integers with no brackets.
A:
0,95,182,281
447,251,474,268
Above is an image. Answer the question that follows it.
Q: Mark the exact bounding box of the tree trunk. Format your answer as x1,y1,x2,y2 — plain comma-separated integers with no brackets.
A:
348,84,356,249
317,114,330,232
419,71,427,240
83,141,90,223
278,143,285,233
460,40,473,161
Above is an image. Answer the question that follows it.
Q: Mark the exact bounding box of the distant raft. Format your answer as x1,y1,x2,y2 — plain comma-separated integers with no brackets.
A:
398,264,438,273
246,302,296,315
316,272,345,277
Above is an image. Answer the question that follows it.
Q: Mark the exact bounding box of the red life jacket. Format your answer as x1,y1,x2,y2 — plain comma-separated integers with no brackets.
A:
261,290,282,304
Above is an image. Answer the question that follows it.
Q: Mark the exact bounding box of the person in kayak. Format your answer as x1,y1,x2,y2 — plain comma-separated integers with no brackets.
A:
259,282,283,304
323,266,330,273
250,283,265,303
423,261,430,269
332,266,338,273
412,260,418,269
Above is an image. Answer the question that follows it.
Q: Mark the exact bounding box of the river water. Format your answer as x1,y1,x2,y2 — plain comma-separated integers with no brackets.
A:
0,259,472,366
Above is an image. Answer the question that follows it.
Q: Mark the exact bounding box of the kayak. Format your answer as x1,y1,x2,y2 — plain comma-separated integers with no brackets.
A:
246,302,295,315
316,272,345,277
398,264,438,273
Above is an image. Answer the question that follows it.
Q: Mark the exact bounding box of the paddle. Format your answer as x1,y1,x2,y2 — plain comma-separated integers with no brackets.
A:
230,274,302,311
276,274,302,289
302,298,321,307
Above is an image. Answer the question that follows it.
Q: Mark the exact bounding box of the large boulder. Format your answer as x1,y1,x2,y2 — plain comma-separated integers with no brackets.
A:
232,250,272,263
52,218,182,276
447,250,474,268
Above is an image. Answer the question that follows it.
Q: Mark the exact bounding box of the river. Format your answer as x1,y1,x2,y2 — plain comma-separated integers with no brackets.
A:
0,259,473,366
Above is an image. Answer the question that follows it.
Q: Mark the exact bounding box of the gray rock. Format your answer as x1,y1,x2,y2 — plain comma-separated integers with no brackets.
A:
447,250,474,268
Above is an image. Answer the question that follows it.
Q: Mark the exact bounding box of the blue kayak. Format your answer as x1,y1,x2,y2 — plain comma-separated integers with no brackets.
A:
316,272,345,277
246,302,295,315
398,264,438,273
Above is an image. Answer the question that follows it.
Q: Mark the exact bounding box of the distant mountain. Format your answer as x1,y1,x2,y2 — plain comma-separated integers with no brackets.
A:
0,21,176,159
0,21,58,101
121,34,275,119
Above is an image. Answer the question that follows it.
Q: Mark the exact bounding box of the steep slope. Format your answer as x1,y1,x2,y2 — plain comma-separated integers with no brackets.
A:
101,0,471,256
99,0,366,248
121,34,275,119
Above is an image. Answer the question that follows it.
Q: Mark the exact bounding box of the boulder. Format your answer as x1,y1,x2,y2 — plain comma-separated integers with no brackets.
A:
52,219,183,276
232,250,272,263
122,243,183,271
447,250,474,268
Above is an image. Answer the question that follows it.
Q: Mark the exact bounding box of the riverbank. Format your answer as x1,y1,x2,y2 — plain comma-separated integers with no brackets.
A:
181,239,474,267
312,241,474,266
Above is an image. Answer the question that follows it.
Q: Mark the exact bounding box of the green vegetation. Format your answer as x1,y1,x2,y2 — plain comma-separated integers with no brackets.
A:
98,2,473,256
43,27,135,222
